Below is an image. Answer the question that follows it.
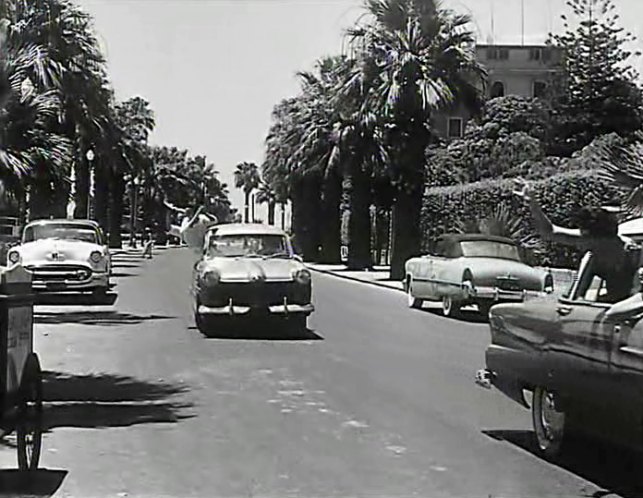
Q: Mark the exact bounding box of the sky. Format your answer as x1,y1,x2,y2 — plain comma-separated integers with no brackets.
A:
76,0,643,219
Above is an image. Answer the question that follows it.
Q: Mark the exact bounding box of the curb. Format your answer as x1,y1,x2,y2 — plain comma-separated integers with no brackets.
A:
307,265,405,293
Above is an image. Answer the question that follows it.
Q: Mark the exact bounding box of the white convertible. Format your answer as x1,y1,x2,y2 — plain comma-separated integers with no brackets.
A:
7,219,113,295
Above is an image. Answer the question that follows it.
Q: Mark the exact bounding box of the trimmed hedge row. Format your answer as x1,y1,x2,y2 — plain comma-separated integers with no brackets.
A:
421,168,625,268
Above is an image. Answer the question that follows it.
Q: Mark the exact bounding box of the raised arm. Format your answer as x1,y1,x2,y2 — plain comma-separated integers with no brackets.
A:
514,179,585,249
163,199,188,215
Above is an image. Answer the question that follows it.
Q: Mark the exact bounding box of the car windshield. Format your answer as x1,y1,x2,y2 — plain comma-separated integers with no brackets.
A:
460,241,521,261
207,234,291,258
23,224,98,244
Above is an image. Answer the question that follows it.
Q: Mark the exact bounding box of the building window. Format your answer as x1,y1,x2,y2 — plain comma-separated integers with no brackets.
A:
486,47,498,60
447,117,463,138
529,47,543,61
490,81,505,98
533,81,548,98
498,48,509,60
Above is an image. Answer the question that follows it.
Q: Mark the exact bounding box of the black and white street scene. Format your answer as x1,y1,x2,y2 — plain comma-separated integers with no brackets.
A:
5,0,643,497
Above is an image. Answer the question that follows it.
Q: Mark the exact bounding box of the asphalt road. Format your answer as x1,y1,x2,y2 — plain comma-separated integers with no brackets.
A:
0,246,640,498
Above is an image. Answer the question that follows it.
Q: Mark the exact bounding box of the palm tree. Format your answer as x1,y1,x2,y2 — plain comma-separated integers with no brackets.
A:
234,162,260,222
344,0,486,279
256,181,277,225
0,9,71,218
597,132,643,214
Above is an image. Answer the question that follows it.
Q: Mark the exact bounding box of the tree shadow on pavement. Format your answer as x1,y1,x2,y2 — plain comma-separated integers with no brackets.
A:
483,429,643,498
193,319,324,341
0,469,67,497
42,371,194,431
34,311,175,327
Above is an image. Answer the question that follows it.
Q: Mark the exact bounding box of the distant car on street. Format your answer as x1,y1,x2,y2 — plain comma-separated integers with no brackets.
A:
7,219,113,296
477,248,643,458
192,223,314,333
404,234,553,317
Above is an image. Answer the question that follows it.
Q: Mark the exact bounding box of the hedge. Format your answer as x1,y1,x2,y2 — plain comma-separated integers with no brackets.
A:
421,168,625,269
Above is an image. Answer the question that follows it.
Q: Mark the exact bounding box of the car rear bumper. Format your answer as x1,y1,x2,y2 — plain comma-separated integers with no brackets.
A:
198,303,314,316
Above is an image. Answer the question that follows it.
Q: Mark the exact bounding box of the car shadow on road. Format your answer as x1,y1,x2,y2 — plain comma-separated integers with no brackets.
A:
416,306,488,324
34,311,176,326
192,320,324,341
0,469,67,497
35,292,119,307
483,429,643,498
42,371,194,430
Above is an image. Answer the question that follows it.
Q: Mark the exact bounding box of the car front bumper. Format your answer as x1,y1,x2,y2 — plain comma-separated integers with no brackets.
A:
29,269,110,292
198,302,315,317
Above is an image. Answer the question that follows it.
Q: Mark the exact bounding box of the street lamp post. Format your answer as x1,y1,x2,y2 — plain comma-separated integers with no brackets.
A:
86,149,95,219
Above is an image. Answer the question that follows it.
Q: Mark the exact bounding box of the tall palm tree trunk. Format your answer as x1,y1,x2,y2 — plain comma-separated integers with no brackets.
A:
280,202,286,229
74,149,90,219
319,170,342,264
267,202,275,225
109,170,125,248
348,161,372,270
94,161,110,233
244,191,250,223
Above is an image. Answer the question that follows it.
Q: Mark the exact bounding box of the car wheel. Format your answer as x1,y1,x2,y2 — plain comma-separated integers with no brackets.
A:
532,386,567,459
442,296,460,317
407,280,423,309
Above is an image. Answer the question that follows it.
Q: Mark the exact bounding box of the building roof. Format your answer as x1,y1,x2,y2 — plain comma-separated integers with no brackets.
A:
207,223,287,237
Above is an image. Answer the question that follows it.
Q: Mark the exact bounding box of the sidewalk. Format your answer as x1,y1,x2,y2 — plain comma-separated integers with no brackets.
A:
307,263,576,297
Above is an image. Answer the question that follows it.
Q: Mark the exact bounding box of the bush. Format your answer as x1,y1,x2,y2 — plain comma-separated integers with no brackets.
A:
421,168,624,268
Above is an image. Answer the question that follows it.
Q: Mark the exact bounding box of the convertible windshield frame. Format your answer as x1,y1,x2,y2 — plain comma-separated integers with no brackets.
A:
459,240,522,261
206,233,293,259
23,224,99,244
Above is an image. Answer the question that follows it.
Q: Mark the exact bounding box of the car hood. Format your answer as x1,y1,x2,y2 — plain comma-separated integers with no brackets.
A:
16,239,103,263
202,256,304,282
464,257,545,288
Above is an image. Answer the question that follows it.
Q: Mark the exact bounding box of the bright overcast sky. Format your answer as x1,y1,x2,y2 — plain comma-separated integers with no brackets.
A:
76,0,643,215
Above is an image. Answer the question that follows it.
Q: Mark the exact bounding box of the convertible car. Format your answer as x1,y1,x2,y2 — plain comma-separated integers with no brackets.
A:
476,249,643,457
192,223,314,333
7,219,112,295
404,234,553,317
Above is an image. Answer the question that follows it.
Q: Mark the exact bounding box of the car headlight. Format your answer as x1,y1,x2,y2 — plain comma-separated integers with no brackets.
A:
202,270,220,286
8,251,20,264
293,269,311,285
90,251,103,263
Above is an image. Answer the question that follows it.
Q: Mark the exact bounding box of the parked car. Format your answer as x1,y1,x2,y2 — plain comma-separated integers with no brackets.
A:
192,223,314,333
404,234,553,317
7,219,113,296
476,249,643,458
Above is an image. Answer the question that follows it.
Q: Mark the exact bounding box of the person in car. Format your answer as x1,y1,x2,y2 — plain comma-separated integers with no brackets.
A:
514,178,641,303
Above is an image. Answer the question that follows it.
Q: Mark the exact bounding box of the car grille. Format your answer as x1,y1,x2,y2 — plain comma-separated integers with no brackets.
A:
201,281,308,307
495,276,522,291
27,265,92,282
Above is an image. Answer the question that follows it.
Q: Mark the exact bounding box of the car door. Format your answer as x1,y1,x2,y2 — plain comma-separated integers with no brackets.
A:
431,240,457,298
411,256,433,299
548,258,613,402
607,296,643,420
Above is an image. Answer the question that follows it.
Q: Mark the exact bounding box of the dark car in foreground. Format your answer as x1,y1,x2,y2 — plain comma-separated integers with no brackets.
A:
477,249,643,458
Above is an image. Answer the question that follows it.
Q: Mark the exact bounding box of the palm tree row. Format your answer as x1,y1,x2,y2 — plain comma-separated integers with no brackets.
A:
0,0,232,247
261,0,486,278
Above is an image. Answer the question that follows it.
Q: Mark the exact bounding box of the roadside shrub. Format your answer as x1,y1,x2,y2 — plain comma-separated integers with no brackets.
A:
421,168,624,268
